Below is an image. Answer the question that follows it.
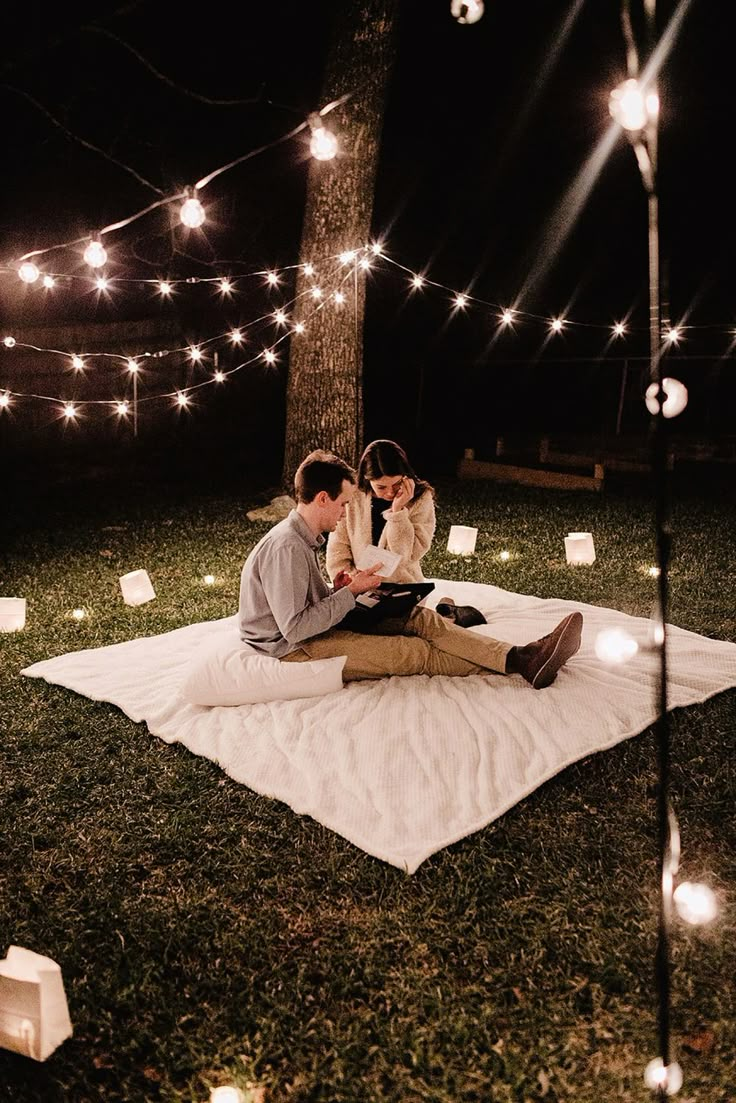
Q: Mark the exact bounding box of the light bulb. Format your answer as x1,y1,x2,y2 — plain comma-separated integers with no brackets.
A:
203,574,216,585
594,628,639,664
311,287,323,299
176,392,189,406
673,882,717,925
71,608,86,621
339,251,356,265
189,346,202,362
63,403,77,419
3,336,16,348
309,123,338,161
501,310,515,325
294,322,305,334
214,371,225,383
334,292,345,305
159,281,172,296
43,274,55,288
411,275,425,289
219,279,233,294
115,402,129,416
451,0,484,24
274,310,288,325
180,196,205,228
95,277,109,291
550,317,565,332
665,327,681,344
84,240,107,268
648,565,661,578
643,1058,683,1095
371,241,383,255
127,359,139,373
18,262,40,283
645,378,688,419
230,329,243,344
454,294,468,309
263,349,277,364
609,78,657,131
0,393,11,408
303,263,315,276
359,257,372,270
265,271,279,286
499,550,511,561
613,322,626,337
71,356,85,370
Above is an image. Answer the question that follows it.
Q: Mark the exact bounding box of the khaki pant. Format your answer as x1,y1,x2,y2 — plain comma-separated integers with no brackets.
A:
282,606,511,681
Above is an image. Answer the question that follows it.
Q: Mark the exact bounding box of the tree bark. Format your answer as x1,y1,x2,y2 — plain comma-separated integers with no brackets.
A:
281,0,399,486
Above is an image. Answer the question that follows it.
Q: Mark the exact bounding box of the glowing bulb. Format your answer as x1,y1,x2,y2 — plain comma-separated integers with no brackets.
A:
63,403,77,419
645,378,688,419
115,401,129,416
210,1087,244,1103
303,263,315,276
594,628,639,664
263,349,277,364
43,274,55,289
18,262,40,283
189,346,202,362
311,287,323,299
309,122,338,161
3,336,16,348
500,310,515,325
266,271,279,287
411,275,425,289
0,392,10,408
203,574,215,585
665,327,681,344
71,608,86,621
359,257,372,270
176,392,189,407
214,371,225,382
84,240,107,268
159,281,172,296
230,329,243,344
219,279,233,294
673,882,717,925
648,565,661,578
96,277,109,291
334,291,345,305
294,322,305,334
371,241,384,255
71,356,85,371
454,294,468,309
613,322,626,337
126,359,139,373
451,0,484,24
609,78,657,132
339,250,356,265
499,550,511,561
643,1058,683,1095
550,317,564,332
274,310,288,325
180,196,205,228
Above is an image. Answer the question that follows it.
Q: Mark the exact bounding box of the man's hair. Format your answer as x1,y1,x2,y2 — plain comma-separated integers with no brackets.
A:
294,450,356,504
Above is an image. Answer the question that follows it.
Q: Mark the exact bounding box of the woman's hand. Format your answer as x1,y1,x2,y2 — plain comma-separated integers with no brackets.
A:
391,477,415,512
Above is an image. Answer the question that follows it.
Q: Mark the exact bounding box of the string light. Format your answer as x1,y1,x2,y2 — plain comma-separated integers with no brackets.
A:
311,287,323,299
63,403,77,419
230,329,243,344
453,293,468,309
303,263,315,276
371,242,384,255
411,274,425,289
95,277,109,291
18,262,41,283
42,274,55,288
84,240,107,268
359,257,372,270
450,0,485,25
115,401,129,416
648,566,661,578
263,349,277,364
213,371,226,383
265,271,280,286
188,346,203,362
0,393,10,408
219,279,233,295
273,310,288,326
126,359,139,374
609,78,659,132
550,317,565,333
664,327,681,345
158,281,172,296
613,321,626,337
308,113,338,161
175,392,189,407
339,250,356,265
334,291,345,305
3,336,16,348
293,322,305,334
71,356,85,371
180,194,206,228
500,309,515,326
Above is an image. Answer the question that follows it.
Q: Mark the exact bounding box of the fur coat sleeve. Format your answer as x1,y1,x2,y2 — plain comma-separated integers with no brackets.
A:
326,490,436,583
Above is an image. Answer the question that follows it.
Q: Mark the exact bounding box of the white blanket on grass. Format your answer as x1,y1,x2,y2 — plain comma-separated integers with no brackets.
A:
21,580,736,873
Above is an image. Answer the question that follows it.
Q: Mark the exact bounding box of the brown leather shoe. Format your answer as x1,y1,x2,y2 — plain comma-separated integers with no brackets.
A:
507,612,583,689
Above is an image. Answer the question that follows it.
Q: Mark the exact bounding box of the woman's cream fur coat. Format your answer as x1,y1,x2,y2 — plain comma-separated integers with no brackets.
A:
326,489,436,583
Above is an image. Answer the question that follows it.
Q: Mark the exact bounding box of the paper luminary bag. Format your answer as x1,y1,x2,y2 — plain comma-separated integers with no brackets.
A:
0,946,73,1061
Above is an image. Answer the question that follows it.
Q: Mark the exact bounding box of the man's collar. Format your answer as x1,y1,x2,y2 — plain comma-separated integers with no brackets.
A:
289,509,324,548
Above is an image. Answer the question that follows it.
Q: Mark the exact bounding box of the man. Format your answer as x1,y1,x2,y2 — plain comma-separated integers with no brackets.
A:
239,450,583,689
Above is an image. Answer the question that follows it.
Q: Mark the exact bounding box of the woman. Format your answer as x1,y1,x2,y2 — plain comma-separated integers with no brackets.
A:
327,439,436,584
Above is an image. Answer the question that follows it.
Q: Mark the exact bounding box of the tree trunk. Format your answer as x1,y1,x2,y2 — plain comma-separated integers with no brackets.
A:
281,0,399,486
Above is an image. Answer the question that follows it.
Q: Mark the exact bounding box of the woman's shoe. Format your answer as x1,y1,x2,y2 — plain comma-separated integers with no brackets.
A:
436,596,487,629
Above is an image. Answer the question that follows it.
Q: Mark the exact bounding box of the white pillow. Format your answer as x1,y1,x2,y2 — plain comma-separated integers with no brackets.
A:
181,631,346,706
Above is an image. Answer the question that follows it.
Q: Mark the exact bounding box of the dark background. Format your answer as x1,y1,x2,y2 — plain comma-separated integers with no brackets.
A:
1,0,732,482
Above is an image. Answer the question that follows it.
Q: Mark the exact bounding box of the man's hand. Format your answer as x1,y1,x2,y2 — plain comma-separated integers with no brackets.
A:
391,476,415,512
333,569,353,590
347,564,382,595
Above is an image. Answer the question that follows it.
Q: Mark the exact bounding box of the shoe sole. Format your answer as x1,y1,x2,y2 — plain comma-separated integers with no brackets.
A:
532,612,583,689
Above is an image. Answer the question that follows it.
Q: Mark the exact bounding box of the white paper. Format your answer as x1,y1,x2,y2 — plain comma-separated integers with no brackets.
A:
355,544,402,578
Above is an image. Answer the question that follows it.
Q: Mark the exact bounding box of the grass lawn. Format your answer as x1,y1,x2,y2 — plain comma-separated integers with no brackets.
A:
1,467,734,1102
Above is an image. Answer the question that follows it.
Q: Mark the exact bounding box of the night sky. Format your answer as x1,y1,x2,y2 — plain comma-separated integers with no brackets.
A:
1,0,731,464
